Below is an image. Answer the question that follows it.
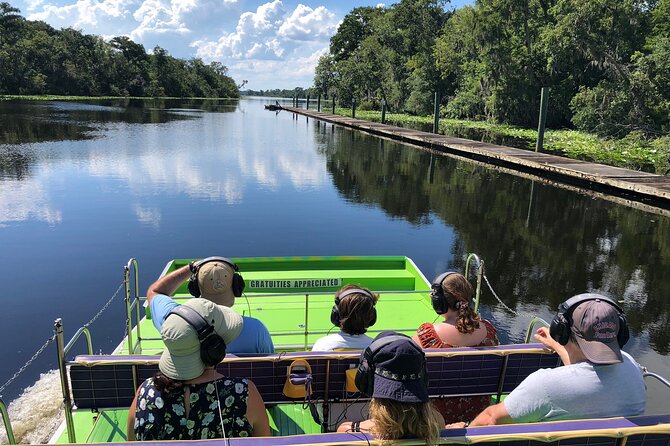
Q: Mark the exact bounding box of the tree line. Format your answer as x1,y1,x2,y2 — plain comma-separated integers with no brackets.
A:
0,3,239,98
314,0,670,139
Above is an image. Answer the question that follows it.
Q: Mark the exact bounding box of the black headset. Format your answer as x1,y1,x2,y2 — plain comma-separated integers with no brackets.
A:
355,333,427,396
430,271,459,315
330,287,378,327
549,293,630,347
188,256,245,298
168,305,227,366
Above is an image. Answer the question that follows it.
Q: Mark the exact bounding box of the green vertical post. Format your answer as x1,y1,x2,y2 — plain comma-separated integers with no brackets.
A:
352,98,356,118
433,91,441,134
317,95,321,112
381,100,387,124
306,94,310,110
332,97,336,114
536,87,550,152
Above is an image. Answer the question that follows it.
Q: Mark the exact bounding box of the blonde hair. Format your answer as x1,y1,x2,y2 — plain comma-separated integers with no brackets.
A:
369,398,443,445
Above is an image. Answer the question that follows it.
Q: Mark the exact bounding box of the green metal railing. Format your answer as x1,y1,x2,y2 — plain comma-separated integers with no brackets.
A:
465,253,484,313
525,317,550,343
0,399,15,444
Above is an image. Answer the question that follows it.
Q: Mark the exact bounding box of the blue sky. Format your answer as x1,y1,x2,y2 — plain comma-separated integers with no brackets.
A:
14,0,470,90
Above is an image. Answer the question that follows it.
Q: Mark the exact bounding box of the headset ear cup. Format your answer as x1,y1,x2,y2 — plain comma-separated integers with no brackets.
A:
617,314,630,347
200,335,227,366
369,307,377,327
430,290,448,315
232,273,245,297
550,313,570,346
355,350,374,396
330,305,341,327
188,273,201,297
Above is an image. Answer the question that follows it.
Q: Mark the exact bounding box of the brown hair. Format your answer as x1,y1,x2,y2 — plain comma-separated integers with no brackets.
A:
441,273,480,334
369,398,443,445
336,285,379,335
152,371,185,394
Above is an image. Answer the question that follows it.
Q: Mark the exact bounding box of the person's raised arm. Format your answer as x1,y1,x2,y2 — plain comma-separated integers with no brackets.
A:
534,326,571,365
469,402,514,427
246,380,271,437
146,265,191,304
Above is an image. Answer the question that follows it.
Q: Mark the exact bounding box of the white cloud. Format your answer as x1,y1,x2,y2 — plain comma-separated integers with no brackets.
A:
130,0,197,39
29,0,132,27
192,1,337,66
277,4,336,41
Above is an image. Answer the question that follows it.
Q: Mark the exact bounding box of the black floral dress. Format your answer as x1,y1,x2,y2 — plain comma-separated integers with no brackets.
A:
134,377,253,440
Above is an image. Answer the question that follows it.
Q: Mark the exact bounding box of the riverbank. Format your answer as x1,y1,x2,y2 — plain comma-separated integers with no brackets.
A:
0,94,240,101
331,108,670,175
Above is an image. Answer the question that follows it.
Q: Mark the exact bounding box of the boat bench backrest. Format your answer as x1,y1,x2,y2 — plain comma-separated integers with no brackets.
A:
70,344,559,410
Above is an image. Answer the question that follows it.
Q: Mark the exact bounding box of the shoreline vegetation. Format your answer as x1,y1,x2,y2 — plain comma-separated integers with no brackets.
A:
331,108,670,175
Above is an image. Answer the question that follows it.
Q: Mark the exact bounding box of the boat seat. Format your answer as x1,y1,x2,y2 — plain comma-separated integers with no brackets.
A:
69,344,559,410
66,414,670,445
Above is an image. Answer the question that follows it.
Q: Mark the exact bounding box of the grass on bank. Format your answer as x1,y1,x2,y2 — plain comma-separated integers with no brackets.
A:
333,108,670,175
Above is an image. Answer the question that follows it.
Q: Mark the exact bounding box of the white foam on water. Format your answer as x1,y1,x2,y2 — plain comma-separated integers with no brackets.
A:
0,370,63,444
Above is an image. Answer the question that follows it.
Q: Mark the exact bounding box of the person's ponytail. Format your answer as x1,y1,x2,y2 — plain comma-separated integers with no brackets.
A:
454,300,480,334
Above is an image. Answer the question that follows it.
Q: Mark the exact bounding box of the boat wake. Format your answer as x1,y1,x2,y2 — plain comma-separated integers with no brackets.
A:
0,370,63,444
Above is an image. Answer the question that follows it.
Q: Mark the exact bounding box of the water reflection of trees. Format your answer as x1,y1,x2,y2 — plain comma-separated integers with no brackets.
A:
321,126,670,354
0,99,239,146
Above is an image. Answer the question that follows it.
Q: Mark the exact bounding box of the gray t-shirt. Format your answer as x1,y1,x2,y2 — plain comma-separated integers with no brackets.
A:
504,352,646,422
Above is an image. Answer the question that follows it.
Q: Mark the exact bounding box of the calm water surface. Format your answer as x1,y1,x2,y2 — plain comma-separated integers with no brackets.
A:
1,98,668,413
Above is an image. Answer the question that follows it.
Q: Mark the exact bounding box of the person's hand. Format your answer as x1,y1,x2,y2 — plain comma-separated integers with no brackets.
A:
534,326,559,352
445,422,467,429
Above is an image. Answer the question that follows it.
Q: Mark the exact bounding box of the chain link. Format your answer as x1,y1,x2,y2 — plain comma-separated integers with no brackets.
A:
0,334,56,397
483,273,520,316
0,280,126,397
84,281,125,328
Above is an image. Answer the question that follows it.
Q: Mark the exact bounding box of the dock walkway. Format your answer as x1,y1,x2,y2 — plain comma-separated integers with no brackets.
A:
286,107,670,208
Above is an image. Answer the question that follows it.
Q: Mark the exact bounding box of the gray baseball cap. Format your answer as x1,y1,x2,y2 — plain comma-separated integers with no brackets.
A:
571,299,623,365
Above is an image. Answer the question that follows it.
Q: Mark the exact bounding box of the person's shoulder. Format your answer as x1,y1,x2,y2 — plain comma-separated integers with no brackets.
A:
312,334,339,351
241,315,271,332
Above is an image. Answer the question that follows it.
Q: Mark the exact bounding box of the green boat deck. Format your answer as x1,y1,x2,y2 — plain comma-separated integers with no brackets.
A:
116,256,437,354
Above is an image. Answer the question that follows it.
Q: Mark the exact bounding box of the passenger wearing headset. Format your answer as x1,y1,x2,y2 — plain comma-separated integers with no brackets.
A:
464,294,646,427
147,257,274,354
412,272,499,423
127,299,270,440
311,285,379,351
336,332,444,444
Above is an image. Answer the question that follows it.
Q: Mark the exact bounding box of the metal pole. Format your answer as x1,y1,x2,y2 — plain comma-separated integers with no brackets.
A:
352,98,356,118
124,266,134,354
0,399,16,444
304,293,309,350
317,95,321,112
306,95,310,110
127,258,141,353
381,99,387,124
433,91,441,134
536,87,550,152
55,319,76,443
332,97,336,114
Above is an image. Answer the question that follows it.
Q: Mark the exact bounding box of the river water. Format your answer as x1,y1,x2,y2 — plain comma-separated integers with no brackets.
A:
0,98,668,421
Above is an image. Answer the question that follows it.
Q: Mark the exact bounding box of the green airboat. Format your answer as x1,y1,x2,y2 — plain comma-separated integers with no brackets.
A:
2,255,669,445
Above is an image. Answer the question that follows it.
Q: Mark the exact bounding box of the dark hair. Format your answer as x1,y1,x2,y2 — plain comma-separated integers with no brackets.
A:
153,371,185,394
336,285,378,335
441,274,480,334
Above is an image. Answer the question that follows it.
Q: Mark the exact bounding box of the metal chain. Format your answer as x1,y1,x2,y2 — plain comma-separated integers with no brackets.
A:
482,273,520,316
84,281,125,328
0,334,56,397
0,280,126,396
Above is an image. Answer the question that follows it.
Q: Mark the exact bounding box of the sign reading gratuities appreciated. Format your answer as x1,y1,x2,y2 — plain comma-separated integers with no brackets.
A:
248,279,342,289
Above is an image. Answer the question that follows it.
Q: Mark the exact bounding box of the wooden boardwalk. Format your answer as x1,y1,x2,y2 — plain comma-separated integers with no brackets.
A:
286,107,670,209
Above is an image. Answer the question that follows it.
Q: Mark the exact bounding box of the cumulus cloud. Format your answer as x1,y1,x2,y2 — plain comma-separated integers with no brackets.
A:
130,0,197,38
28,0,132,27
192,1,337,63
277,4,336,41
